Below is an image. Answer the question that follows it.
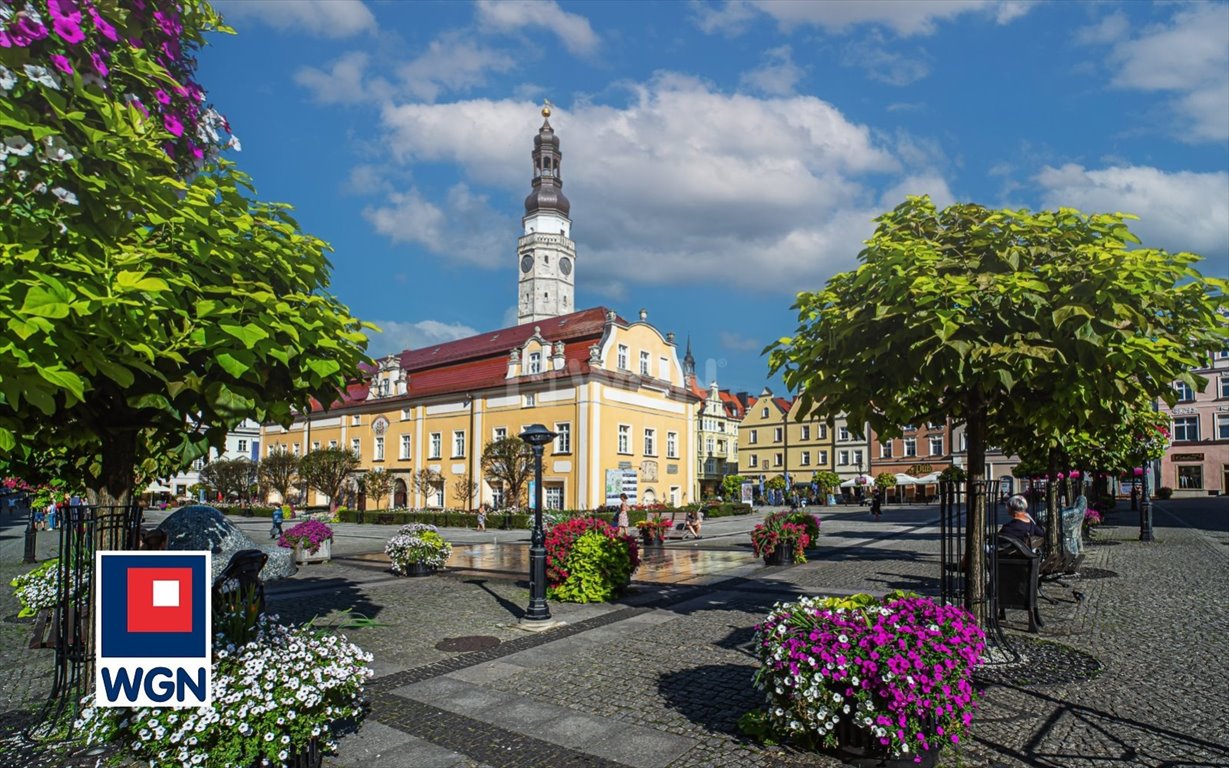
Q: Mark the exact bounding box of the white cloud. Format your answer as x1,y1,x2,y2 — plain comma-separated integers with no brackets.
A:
475,0,600,56
1035,163,1229,267
217,0,375,38
842,31,930,86
1075,11,1128,45
364,184,511,269
740,45,806,95
1093,4,1229,143
700,0,1032,38
370,75,959,293
398,34,518,102
692,0,758,36
366,319,480,356
720,332,762,352
295,52,391,105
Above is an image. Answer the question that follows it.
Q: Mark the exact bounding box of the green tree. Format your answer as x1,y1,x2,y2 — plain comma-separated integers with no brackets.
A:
771,196,1226,624
0,2,370,510
451,477,479,511
198,458,257,503
362,468,393,511
410,468,443,507
258,451,299,505
811,471,841,498
720,474,746,500
874,472,896,493
480,438,533,509
765,475,787,492
299,448,359,514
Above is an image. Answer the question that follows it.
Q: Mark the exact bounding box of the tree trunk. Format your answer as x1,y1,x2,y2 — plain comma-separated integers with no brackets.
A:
1046,448,1061,556
963,400,988,628
95,428,136,511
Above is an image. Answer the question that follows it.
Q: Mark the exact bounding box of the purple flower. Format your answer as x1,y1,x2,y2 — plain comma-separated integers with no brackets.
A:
50,54,73,74
89,51,107,77
87,5,118,41
163,113,183,137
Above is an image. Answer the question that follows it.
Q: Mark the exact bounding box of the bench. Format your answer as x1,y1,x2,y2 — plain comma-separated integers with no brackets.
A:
1035,496,1087,576
996,534,1043,632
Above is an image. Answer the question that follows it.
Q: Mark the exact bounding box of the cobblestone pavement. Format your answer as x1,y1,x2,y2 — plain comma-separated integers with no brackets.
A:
1,499,1226,767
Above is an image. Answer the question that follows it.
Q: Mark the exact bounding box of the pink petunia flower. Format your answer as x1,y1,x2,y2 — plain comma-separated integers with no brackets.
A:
49,54,73,74
163,113,184,137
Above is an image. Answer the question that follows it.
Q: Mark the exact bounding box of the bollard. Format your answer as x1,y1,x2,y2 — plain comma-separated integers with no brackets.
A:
23,506,37,564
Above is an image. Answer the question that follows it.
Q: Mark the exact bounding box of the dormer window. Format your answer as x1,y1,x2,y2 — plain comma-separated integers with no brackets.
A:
528,352,542,374
379,379,389,397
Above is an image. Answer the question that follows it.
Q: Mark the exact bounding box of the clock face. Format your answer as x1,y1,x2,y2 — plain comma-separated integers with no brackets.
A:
520,254,534,273
559,257,572,276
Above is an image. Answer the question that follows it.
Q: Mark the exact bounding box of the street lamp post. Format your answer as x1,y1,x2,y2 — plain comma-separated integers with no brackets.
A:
1139,460,1154,542
519,424,557,622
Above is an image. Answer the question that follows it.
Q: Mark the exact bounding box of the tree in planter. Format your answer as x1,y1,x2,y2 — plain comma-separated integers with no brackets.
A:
810,471,841,503
721,474,746,501
0,1,371,512
481,437,533,510
452,477,479,511
770,196,1226,625
362,469,393,511
873,472,896,500
198,458,257,504
299,448,359,514
258,451,299,506
765,475,787,492
410,469,443,507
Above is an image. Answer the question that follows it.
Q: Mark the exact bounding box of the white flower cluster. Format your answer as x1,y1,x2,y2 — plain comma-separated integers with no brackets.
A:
10,560,87,615
385,523,452,572
76,616,373,768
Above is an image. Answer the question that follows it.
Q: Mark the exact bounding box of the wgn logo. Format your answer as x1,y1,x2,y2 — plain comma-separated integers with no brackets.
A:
95,551,212,707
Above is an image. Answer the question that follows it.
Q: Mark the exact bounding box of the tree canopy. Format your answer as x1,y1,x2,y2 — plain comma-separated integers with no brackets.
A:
258,451,299,504
299,447,358,513
481,437,533,510
198,457,255,502
0,1,370,507
361,468,392,510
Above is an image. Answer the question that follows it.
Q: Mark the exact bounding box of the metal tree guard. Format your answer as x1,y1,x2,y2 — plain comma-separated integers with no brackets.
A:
939,479,1010,649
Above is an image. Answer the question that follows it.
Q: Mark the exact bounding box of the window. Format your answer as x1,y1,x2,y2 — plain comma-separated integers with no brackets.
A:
852,449,864,467
717,439,726,453
1216,414,1229,440
524,393,535,408
328,440,338,449
801,451,811,466
1220,377,1229,399
761,407,769,418
400,408,411,420
748,454,759,468
528,352,541,374
838,427,850,442
817,424,827,439
1175,381,1195,401
429,432,442,459
1172,416,1199,442
801,425,810,441
838,450,849,466
959,433,967,451
350,438,360,458
903,424,916,432
930,436,944,456
400,435,411,459
494,427,507,442
644,428,657,456
490,483,505,509
292,443,301,457
351,415,361,426
639,350,650,375
374,436,385,461
554,423,571,453
773,427,783,442
748,429,758,445
545,485,564,510
774,452,783,466
880,441,893,458
617,344,628,370
1177,465,1203,489
312,441,320,452
904,438,917,457
237,440,248,453
706,437,714,455
818,450,828,465
667,431,678,458
452,430,466,457
618,425,630,454
268,445,276,457
379,378,389,397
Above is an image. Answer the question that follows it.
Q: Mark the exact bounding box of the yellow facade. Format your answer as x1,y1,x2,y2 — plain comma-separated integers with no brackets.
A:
261,308,698,511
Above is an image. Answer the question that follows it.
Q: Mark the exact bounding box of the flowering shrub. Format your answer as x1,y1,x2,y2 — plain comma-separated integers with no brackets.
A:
636,516,672,540
10,558,86,617
750,593,985,759
751,511,818,563
278,520,333,554
1083,508,1103,526
76,615,372,768
385,523,452,572
545,517,639,602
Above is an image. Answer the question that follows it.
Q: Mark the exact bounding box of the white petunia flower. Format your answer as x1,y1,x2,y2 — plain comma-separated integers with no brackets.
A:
23,64,60,90
51,187,78,205
0,65,15,92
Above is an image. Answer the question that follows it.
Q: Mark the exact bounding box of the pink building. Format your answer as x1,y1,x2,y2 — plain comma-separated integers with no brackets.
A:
1158,351,1229,497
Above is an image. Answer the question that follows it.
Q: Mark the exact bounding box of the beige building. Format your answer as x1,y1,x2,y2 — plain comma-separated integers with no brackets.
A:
262,109,698,511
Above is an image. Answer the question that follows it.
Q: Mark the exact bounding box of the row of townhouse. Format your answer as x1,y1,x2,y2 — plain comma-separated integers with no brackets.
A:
1157,350,1229,496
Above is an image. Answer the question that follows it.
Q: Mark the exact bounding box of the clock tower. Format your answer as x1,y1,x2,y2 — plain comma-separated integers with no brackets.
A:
517,103,576,325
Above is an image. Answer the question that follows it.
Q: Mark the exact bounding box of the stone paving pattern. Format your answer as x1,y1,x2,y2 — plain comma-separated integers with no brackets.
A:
0,499,1225,767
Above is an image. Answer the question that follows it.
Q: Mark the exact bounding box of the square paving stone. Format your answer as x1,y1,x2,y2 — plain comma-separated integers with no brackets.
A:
585,724,696,768
530,712,623,744
393,677,518,714
444,660,527,685
323,723,470,768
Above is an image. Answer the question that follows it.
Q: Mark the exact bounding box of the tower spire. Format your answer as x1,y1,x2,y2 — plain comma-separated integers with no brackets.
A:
524,102,570,219
683,336,696,385
517,102,577,325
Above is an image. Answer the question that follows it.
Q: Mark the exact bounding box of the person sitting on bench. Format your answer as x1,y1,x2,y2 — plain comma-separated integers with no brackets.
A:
999,495,1044,549
683,509,702,539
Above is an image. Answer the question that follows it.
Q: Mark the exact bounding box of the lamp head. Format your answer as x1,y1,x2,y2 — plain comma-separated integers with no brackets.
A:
519,424,557,447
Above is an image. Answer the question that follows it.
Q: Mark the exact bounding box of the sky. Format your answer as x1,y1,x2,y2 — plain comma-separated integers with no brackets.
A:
199,0,1229,396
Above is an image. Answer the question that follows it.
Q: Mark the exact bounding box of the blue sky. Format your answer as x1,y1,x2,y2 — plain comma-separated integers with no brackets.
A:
200,0,1229,395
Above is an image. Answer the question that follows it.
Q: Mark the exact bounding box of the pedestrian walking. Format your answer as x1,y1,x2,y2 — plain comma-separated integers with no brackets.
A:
871,488,882,521
477,506,487,531
616,493,630,537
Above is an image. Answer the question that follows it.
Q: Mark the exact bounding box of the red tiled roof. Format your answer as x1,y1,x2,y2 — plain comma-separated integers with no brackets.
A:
774,397,792,413
718,390,746,419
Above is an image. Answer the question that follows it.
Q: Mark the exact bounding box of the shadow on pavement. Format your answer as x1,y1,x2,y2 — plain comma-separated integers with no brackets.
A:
461,577,526,620
657,663,761,737
266,577,383,627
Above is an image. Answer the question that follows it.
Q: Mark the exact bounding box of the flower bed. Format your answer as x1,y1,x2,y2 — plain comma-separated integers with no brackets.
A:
751,511,819,564
545,517,639,603
636,516,672,542
77,614,372,767
10,558,86,617
385,523,452,574
278,520,334,555
747,592,985,760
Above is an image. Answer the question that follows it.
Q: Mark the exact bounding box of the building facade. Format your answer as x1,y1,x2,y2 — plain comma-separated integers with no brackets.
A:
261,110,698,511
737,389,791,481
1159,351,1229,496
146,419,261,500
685,341,744,499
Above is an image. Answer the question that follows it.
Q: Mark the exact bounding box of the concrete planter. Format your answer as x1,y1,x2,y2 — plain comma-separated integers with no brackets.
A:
294,538,331,565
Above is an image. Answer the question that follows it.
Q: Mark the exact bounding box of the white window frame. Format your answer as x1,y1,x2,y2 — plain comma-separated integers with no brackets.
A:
1216,414,1229,440
853,449,864,467
312,441,320,452
400,408,411,421
644,428,657,456
818,450,828,465
524,393,535,408
618,424,631,454
494,426,507,442
749,454,759,468
639,350,650,376
801,425,810,441
554,423,571,454
452,430,466,458
774,452,783,467
544,484,564,510
1172,416,1199,442
237,440,248,453
528,351,542,374
838,427,850,442
881,442,893,458
748,429,758,445
350,438,360,458
429,432,442,459
617,345,629,370
351,415,361,426
400,434,411,460
1174,381,1195,401
374,436,385,461
328,440,338,449
773,427,783,443
667,431,678,459
1220,376,1229,399
930,436,943,456
761,407,769,418
838,450,849,466
904,438,917,457
801,450,811,466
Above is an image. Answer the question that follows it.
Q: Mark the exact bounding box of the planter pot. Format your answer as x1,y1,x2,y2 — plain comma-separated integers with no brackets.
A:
399,561,438,577
294,538,331,565
763,541,795,566
640,534,664,548
830,715,939,768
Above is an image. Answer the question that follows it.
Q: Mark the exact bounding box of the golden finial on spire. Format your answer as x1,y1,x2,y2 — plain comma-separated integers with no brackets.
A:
542,98,553,118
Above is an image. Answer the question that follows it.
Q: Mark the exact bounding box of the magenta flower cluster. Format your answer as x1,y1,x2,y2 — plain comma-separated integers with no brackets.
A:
1,0,235,166
752,594,986,760
278,520,333,554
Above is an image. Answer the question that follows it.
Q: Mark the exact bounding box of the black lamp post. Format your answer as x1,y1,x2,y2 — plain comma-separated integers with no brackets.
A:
1139,459,1154,542
519,424,557,622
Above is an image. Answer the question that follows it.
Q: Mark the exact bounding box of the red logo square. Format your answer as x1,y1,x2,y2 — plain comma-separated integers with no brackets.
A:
126,568,193,634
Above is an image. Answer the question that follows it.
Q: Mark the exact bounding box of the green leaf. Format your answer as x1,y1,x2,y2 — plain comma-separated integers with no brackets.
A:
215,352,250,378
20,286,71,318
